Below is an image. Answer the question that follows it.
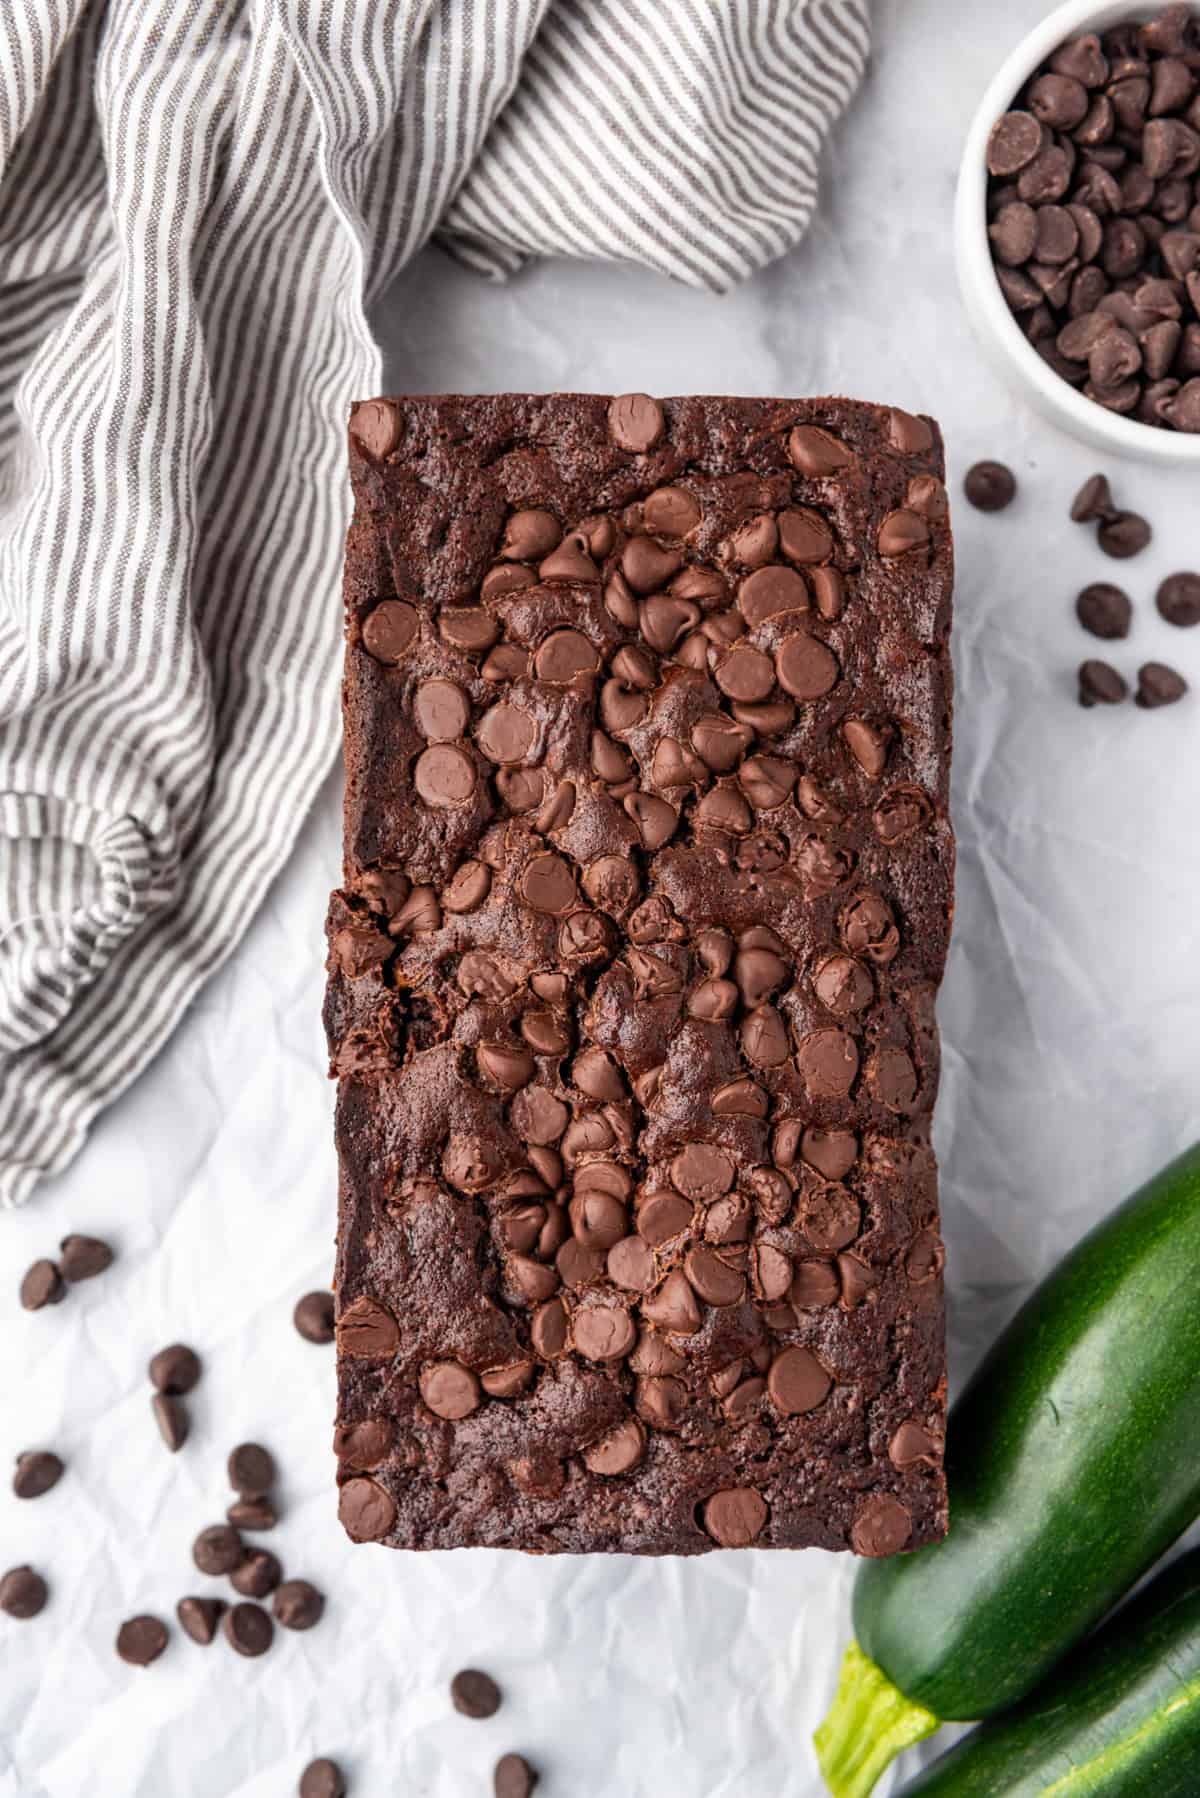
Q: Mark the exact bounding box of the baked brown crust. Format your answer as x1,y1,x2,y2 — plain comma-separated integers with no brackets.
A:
327,393,954,1554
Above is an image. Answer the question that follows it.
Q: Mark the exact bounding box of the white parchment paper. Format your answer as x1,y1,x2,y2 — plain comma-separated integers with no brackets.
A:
4,1,1200,1792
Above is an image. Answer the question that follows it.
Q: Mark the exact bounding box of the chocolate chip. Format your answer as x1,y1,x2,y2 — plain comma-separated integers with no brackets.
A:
643,485,701,537
963,461,1017,511
177,1596,223,1644
876,509,930,557
768,1345,833,1415
13,1451,64,1499
224,1601,274,1657
701,1486,768,1546
148,1342,201,1398
414,743,477,808
850,1495,912,1557
19,1259,64,1310
338,1476,396,1542
1078,658,1129,706
419,1361,481,1419
231,1550,281,1599
868,1044,919,1112
1070,472,1116,522
300,1760,346,1798
1076,581,1132,638
349,399,400,459
1157,570,1200,626
500,507,560,561
228,1442,276,1497
414,677,470,742
152,1393,189,1453
1136,660,1188,706
778,506,834,564
451,1667,502,1718
116,1614,169,1666
889,1420,944,1471
776,631,838,699
227,1495,277,1531
787,423,852,476
294,1290,336,1343
540,531,599,583
362,600,418,664
338,1295,400,1358
608,392,664,453
1098,510,1151,557
274,1579,325,1630
0,1565,47,1619
791,1259,840,1310
987,111,1044,177
494,1752,539,1798
440,607,499,653
194,1524,245,1576
58,1234,114,1281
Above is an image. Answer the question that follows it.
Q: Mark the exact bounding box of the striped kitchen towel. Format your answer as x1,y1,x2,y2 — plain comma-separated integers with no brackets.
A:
0,0,869,1208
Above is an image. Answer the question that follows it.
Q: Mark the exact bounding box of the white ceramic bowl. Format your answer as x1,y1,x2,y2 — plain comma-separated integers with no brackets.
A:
955,0,1200,465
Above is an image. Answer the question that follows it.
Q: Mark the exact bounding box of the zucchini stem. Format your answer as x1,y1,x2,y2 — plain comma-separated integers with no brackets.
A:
815,1641,941,1797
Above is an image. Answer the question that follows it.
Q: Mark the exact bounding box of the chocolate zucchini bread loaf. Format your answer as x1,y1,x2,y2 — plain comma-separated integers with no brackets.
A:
325,392,954,1555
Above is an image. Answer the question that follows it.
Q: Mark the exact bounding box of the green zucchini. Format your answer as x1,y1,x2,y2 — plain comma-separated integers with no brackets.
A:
896,1548,1200,1796
815,1141,1200,1797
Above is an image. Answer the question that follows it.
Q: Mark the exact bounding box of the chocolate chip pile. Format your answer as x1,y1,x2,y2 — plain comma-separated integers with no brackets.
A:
986,3,1200,431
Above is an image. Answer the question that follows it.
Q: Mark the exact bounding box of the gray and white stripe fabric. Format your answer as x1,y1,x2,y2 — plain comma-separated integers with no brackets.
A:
0,0,869,1208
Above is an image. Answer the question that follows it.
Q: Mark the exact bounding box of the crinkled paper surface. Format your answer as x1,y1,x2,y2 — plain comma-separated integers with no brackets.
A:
4,1,1200,1792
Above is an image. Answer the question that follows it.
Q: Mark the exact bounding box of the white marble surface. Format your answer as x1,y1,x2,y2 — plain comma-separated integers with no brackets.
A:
5,2,1200,1793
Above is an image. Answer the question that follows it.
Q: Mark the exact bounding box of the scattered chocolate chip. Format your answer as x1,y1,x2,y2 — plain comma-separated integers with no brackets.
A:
1078,659,1128,706
116,1614,169,1666
19,1259,64,1311
1098,510,1152,557
1070,473,1115,523
227,1496,278,1531
494,1753,539,1798
294,1290,336,1343
58,1234,114,1281
451,1667,502,1719
193,1523,245,1576
231,1550,281,1599
1076,581,1132,638
228,1442,276,1497
148,1342,201,1395
224,1601,274,1657
300,1762,346,1798
1156,570,1200,626
0,1565,47,1619
177,1596,224,1644
13,1451,64,1500
151,1393,190,1453
274,1579,325,1630
963,460,1017,510
1136,661,1188,707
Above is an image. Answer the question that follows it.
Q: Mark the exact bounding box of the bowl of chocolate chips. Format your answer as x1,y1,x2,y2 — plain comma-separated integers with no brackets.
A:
957,0,1200,462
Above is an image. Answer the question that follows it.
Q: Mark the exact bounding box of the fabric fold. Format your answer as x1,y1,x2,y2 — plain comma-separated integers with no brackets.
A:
0,0,868,1207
